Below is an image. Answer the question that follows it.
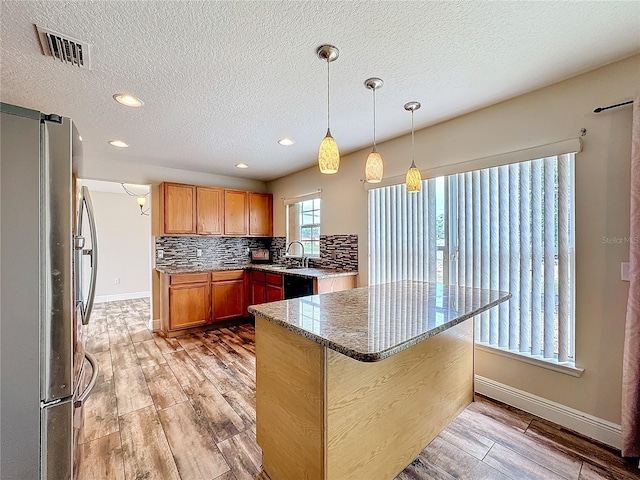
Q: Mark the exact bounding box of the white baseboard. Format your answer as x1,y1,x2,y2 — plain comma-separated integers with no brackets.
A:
94,291,150,303
475,375,622,450
152,319,161,332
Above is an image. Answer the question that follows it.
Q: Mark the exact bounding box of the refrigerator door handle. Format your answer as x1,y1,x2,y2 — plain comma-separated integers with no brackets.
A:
80,186,98,326
74,351,98,407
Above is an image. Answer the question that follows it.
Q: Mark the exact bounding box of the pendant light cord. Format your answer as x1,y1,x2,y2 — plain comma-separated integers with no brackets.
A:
411,109,415,166
326,59,331,130
373,87,377,149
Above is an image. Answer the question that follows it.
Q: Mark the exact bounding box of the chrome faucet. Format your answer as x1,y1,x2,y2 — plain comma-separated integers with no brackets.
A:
286,241,306,267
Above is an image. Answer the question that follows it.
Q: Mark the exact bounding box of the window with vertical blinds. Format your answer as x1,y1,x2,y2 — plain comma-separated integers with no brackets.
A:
368,153,575,364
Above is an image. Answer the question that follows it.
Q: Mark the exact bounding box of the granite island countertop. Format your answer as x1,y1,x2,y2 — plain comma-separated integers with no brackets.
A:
155,264,357,280
248,281,511,362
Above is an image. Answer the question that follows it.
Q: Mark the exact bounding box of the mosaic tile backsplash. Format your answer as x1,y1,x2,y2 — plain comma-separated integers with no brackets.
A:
155,234,358,271
271,235,358,271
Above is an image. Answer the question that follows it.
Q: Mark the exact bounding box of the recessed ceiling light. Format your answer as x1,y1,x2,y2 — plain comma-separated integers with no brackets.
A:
278,138,295,146
235,163,249,169
109,140,129,148
113,94,143,107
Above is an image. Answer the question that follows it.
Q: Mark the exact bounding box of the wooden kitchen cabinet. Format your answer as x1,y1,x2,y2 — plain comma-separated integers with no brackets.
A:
249,270,267,305
161,183,196,234
211,270,246,321
158,182,272,237
161,273,210,332
250,270,283,306
265,272,283,302
224,190,249,235
249,192,273,236
196,187,224,235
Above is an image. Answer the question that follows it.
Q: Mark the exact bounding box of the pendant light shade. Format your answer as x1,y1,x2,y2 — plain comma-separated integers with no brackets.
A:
404,101,422,193
318,129,339,174
317,45,340,174
406,162,422,192
364,77,384,183
365,149,384,183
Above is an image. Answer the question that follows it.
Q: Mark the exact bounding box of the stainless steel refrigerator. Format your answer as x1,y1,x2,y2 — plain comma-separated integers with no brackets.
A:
1,103,99,479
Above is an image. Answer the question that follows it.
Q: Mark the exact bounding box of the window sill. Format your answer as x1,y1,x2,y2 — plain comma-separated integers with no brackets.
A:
475,344,584,377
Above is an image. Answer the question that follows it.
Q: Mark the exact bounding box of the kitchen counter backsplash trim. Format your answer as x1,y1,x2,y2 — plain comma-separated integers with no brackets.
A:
155,234,358,272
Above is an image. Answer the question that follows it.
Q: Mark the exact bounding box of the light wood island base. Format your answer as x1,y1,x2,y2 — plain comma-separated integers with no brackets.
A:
255,316,474,480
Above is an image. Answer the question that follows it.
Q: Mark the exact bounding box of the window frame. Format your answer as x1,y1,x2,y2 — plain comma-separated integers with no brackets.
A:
367,152,581,373
285,192,321,258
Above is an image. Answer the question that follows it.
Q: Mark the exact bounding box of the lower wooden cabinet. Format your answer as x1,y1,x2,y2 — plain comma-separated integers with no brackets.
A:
265,273,284,302
211,270,245,321
160,270,246,336
250,271,283,306
160,269,356,335
168,282,210,330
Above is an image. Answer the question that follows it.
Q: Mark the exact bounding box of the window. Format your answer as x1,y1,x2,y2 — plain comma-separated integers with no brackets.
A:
369,154,576,365
286,193,321,257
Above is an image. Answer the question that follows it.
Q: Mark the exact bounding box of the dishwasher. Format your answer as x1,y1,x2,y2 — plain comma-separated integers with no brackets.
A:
283,274,314,299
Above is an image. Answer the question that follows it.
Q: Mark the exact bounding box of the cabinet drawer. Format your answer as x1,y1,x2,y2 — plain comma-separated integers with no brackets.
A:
170,272,209,284
211,270,244,282
249,270,265,283
265,273,283,286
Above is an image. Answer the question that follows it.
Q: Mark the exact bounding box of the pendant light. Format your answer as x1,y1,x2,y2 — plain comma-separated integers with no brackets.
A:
364,77,384,183
317,45,340,174
404,101,422,193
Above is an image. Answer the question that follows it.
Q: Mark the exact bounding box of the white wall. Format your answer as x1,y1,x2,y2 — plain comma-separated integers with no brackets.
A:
91,190,151,300
267,55,640,428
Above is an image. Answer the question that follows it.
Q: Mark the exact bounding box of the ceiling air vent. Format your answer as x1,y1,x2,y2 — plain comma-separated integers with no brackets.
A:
35,25,91,69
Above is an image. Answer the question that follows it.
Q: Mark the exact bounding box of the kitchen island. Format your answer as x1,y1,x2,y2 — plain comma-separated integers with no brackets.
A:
248,281,510,480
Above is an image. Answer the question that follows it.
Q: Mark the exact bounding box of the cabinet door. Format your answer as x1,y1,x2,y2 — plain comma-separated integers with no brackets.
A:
251,280,266,305
224,190,248,235
169,283,209,330
212,279,245,321
163,183,196,234
249,193,273,236
197,187,223,235
266,284,283,302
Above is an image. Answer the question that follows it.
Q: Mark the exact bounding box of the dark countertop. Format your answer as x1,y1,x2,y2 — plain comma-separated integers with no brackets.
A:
248,281,511,362
155,264,358,280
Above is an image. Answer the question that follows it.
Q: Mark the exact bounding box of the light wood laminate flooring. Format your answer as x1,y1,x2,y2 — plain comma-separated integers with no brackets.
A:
78,299,639,480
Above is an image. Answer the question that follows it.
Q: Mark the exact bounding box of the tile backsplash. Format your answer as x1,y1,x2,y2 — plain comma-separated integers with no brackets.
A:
270,235,358,271
155,234,358,271
155,236,271,270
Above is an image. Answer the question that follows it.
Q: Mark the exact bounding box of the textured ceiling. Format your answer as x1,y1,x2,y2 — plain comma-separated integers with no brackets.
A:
1,1,639,182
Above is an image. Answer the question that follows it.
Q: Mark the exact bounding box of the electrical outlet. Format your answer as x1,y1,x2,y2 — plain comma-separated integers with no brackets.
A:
196,248,203,257
622,262,630,281
157,249,164,259
114,277,120,284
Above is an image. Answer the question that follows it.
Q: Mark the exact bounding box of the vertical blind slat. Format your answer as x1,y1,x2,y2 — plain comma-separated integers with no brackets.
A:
498,166,510,348
519,162,532,352
508,164,521,350
531,160,543,355
543,157,556,358
558,154,570,362
480,170,490,343
489,168,500,345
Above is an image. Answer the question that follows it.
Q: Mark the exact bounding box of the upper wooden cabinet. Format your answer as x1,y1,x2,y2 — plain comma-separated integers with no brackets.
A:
161,183,196,234
159,182,272,236
197,187,224,235
224,190,249,236
249,192,273,237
